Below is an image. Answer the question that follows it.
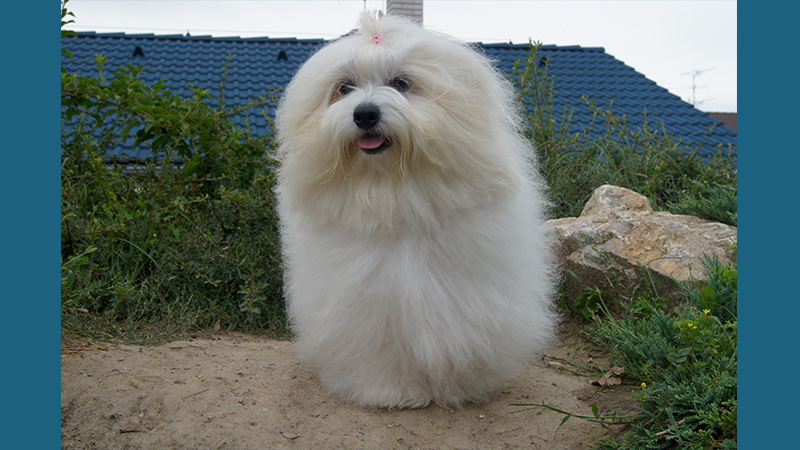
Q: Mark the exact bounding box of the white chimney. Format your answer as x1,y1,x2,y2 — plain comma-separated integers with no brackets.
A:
386,0,423,24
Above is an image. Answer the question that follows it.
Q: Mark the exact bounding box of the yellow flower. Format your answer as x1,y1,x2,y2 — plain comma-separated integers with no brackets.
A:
641,382,647,388
703,309,711,315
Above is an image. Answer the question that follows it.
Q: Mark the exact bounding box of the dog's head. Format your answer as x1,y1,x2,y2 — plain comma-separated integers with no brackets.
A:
276,13,532,230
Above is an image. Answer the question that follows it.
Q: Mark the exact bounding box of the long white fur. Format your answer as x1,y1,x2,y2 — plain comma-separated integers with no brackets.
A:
275,13,557,409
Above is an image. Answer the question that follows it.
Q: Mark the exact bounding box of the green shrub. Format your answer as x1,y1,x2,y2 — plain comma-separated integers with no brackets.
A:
61,5,285,341
509,42,737,219
524,248,737,449
682,254,738,326
668,179,737,226
587,255,737,450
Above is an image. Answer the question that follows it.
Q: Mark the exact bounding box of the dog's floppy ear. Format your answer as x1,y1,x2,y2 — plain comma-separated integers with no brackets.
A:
275,40,348,145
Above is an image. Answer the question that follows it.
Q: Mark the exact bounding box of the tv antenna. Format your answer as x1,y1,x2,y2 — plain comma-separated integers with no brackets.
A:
681,68,714,107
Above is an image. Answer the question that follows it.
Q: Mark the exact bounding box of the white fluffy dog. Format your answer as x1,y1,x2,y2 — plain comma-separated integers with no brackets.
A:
275,13,556,409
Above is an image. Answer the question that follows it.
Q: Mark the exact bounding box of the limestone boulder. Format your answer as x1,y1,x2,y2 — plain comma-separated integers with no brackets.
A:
547,185,737,306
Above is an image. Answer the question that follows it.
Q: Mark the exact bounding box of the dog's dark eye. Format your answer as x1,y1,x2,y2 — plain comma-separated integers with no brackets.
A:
389,77,412,92
338,81,356,95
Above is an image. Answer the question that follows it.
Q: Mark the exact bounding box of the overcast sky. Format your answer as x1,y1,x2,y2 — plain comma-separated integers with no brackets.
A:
65,0,737,113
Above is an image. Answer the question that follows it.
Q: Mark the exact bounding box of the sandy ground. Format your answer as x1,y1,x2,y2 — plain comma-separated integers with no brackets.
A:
61,328,632,450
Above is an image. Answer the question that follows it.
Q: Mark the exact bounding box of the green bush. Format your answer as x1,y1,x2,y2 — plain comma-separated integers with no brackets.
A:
524,249,737,449
61,2,285,341
587,256,737,450
509,42,737,219
668,179,737,226
682,253,738,327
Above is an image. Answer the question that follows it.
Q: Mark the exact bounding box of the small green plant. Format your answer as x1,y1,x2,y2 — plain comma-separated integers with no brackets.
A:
511,400,648,435
562,285,605,322
682,254,737,324
668,179,737,226
61,2,76,46
556,240,669,324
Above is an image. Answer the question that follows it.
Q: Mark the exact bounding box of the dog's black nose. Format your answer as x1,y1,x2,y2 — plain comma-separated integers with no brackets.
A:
353,103,381,130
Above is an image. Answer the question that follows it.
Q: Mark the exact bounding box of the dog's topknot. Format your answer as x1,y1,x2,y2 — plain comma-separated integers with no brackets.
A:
358,11,383,36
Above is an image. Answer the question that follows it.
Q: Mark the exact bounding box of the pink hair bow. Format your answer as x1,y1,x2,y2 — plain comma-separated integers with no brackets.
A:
369,33,383,45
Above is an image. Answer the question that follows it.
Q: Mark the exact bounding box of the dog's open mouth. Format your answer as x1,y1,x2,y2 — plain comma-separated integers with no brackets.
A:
357,134,391,155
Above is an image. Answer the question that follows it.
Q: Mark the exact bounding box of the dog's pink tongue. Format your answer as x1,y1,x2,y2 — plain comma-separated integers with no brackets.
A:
357,135,386,150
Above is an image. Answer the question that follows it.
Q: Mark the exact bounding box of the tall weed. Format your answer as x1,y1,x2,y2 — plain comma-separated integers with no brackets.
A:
510,42,737,219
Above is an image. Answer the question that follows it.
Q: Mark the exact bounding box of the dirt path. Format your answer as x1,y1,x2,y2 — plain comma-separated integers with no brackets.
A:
61,331,629,449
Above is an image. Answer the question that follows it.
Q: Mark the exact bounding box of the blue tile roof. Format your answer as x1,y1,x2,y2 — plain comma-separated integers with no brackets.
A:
61,32,736,162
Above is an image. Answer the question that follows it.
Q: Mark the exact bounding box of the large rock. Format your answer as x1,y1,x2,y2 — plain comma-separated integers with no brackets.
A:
547,185,737,306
